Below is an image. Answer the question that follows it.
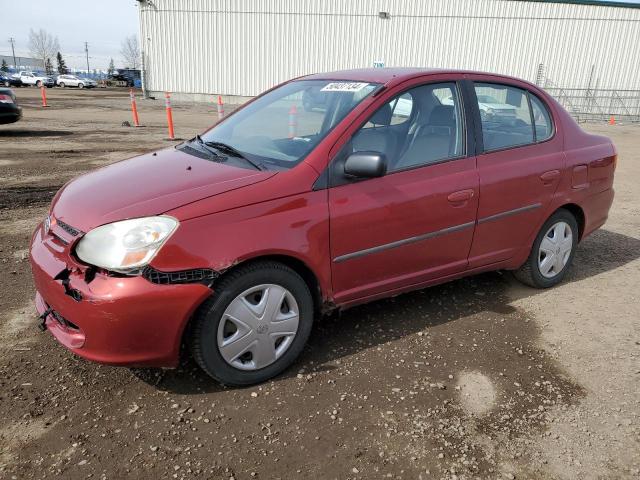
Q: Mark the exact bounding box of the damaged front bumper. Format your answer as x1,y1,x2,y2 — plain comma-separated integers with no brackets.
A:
29,221,212,367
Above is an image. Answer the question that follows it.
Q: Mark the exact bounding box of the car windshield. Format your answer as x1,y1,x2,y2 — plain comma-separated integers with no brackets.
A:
201,80,380,169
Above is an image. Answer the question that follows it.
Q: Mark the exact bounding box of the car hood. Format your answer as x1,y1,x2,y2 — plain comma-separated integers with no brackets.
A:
51,147,276,232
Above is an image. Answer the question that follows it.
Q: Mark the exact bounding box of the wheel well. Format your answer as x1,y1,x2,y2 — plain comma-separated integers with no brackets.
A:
215,255,324,314
558,203,585,240
179,255,325,362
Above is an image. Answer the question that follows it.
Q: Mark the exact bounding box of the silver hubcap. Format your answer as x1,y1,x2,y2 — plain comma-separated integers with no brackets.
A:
217,284,299,371
538,221,573,278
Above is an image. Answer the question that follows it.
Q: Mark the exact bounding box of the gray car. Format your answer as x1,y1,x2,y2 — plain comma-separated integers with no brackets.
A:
56,75,97,88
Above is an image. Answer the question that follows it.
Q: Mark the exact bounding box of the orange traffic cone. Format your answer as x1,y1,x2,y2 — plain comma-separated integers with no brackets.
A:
288,105,298,138
217,95,225,120
609,116,616,125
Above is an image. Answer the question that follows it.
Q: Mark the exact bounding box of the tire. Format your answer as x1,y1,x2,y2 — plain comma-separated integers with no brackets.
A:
36,80,42,88
78,83,84,89
59,82,65,88
513,208,578,288
3,81,8,87
189,261,314,386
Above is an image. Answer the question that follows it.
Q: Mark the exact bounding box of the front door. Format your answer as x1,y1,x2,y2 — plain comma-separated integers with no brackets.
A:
328,80,479,304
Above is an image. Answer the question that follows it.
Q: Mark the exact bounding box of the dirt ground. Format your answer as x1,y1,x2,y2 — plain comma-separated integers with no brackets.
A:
0,87,638,480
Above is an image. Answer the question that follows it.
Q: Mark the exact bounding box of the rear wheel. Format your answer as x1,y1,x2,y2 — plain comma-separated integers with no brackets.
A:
36,80,42,88
189,261,314,386
78,83,84,89
513,209,578,288
59,82,65,88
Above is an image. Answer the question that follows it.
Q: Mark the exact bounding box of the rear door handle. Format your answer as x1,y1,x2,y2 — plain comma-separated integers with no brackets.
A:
540,170,560,184
447,189,475,205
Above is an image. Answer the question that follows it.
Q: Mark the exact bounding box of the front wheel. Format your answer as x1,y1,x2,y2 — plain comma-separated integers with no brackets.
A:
36,80,42,88
513,209,578,288
189,261,314,386
78,83,84,89
59,82,65,88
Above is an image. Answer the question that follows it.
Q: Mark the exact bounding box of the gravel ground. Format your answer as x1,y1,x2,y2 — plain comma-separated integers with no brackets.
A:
0,88,638,480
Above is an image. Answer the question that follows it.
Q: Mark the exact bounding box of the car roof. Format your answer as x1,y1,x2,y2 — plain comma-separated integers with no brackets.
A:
301,68,537,90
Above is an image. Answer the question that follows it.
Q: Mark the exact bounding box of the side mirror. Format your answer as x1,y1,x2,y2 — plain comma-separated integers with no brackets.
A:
344,152,387,178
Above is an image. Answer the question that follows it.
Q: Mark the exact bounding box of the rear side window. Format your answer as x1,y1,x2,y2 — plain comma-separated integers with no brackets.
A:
474,83,533,151
530,94,553,141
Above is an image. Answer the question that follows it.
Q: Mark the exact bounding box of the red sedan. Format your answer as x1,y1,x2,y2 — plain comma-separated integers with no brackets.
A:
30,68,616,385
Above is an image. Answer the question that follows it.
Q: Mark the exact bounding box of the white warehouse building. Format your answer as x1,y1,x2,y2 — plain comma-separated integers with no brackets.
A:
137,0,640,118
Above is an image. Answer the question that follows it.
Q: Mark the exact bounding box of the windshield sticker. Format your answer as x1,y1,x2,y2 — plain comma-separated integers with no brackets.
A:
320,82,370,92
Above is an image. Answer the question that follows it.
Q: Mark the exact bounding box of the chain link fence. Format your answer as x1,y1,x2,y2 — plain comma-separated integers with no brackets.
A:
537,64,640,123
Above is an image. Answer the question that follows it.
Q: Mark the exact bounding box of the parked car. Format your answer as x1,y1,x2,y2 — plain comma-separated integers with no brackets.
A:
109,68,141,87
442,94,518,122
56,74,97,89
475,94,518,120
0,88,22,124
17,71,54,88
0,73,22,87
30,69,616,386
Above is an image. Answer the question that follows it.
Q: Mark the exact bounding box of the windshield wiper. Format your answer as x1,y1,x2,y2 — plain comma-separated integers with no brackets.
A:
189,135,227,161
204,141,265,171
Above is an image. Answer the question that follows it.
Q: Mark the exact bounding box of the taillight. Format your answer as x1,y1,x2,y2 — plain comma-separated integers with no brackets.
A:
0,94,14,104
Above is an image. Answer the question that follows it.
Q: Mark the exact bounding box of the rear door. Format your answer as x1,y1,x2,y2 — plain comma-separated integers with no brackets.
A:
466,80,563,267
328,79,479,304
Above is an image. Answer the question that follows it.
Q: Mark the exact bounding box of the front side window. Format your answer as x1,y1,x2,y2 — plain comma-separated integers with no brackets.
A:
474,83,533,151
201,80,379,169
350,82,464,171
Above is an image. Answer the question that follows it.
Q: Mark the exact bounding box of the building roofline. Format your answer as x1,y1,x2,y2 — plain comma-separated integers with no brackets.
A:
509,0,640,9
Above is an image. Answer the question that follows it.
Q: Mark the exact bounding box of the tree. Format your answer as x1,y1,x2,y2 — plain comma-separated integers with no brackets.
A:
107,58,115,77
0,60,8,72
45,58,54,76
28,28,60,70
120,35,140,69
56,52,68,74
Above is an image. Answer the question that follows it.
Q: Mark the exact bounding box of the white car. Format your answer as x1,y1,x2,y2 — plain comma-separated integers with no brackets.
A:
16,71,54,88
441,94,517,120
475,94,517,119
56,75,97,89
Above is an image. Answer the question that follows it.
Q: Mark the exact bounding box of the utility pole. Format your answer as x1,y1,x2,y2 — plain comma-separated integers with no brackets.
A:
84,41,90,75
9,37,16,69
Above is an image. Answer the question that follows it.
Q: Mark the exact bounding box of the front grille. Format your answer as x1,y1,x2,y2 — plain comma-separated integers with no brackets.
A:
142,266,219,285
57,220,81,237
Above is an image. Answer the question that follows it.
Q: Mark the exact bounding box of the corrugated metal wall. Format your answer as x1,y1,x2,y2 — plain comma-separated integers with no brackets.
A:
139,0,640,97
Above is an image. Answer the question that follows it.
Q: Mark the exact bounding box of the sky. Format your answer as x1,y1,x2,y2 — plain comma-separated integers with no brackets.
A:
0,0,139,71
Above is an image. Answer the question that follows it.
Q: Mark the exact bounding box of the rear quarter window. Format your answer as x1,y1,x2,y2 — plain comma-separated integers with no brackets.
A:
530,94,553,141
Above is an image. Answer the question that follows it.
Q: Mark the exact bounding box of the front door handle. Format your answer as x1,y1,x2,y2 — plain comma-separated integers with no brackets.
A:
540,170,560,184
447,189,475,205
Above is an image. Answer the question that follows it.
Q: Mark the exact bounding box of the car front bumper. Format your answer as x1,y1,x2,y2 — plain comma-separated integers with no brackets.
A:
30,222,212,367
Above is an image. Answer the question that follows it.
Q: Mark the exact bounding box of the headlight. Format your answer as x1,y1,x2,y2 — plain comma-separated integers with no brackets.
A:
75,216,178,274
